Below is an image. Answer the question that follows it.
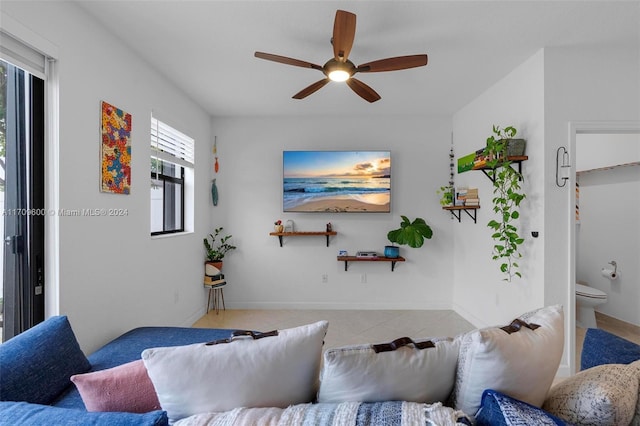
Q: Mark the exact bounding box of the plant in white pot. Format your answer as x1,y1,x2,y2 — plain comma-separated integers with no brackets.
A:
203,227,236,271
385,216,433,258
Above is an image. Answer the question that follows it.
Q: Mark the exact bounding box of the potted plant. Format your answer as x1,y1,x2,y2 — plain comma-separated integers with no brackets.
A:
203,227,236,271
484,125,526,159
385,216,433,258
483,125,526,281
437,185,454,206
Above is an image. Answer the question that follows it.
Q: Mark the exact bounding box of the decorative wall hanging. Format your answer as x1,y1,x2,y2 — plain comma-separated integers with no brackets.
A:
211,179,218,206
214,136,219,173
212,136,219,206
100,101,131,194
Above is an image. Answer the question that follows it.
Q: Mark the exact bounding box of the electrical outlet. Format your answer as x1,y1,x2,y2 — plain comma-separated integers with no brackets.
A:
360,273,367,284
321,274,328,283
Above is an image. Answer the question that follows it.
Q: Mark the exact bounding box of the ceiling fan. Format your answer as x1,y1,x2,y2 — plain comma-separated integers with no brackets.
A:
254,10,428,103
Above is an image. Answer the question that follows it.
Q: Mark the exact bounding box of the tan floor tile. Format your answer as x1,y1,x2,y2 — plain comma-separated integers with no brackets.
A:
193,307,637,376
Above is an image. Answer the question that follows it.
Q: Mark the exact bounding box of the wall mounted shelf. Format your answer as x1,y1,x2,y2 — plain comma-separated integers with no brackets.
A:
443,205,479,223
269,231,337,247
337,256,405,272
475,156,528,183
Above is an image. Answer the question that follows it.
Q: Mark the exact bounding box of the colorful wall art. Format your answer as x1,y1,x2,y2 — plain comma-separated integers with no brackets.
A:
101,101,131,194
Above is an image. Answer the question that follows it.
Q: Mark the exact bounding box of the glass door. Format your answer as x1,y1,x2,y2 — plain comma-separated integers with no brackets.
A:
1,59,45,341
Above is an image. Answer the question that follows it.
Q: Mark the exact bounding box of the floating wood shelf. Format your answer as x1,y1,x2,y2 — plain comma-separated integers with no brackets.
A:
475,156,528,183
337,256,406,272
443,205,480,223
269,231,337,247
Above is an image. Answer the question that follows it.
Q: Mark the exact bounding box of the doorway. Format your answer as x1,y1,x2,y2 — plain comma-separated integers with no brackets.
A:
569,121,640,372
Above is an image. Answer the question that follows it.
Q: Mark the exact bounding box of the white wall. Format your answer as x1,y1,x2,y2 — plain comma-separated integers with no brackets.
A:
1,1,214,353
212,115,456,311
576,134,640,171
451,46,639,375
543,46,640,307
451,50,546,327
543,47,640,373
3,2,638,361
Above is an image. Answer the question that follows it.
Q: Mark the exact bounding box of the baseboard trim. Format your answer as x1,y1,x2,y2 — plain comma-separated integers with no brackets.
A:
224,301,453,310
555,363,571,378
182,307,207,327
451,303,487,328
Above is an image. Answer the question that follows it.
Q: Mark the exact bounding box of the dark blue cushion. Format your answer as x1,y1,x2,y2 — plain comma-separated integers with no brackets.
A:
580,328,640,370
0,316,91,404
53,326,234,409
475,389,569,426
0,402,168,426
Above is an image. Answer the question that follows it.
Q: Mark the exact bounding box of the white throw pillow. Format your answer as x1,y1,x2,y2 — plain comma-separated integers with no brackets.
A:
542,360,640,426
142,321,328,423
318,337,460,403
451,305,564,416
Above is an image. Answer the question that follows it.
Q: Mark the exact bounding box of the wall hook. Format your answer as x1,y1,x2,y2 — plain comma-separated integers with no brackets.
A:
556,147,570,187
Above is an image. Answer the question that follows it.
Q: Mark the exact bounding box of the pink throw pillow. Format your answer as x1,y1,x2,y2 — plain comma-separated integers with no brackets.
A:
71,360,161,413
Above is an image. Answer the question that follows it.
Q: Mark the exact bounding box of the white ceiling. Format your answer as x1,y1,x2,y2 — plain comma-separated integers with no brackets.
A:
76,1,640,118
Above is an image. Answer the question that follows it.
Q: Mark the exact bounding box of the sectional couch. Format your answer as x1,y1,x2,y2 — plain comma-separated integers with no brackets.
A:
1,306,639,425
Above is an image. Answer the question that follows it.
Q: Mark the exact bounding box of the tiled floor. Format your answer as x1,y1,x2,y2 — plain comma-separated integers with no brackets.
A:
193,309,476,349
194,308,640,371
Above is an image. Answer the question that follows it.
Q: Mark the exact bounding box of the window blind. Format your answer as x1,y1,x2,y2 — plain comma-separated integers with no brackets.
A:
0,30,46,78
151,117,194,168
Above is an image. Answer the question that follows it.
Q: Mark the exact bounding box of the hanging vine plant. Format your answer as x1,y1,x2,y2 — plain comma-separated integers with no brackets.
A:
483,125,526,281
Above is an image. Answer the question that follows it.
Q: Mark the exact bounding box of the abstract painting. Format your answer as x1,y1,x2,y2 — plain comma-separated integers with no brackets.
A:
101,100,131,194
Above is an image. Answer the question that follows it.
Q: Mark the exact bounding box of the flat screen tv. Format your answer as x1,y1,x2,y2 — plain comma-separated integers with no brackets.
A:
283,150,391,213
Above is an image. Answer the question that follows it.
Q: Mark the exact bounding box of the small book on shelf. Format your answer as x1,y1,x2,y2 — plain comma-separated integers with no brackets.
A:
204,276,226,285
205,273,224,280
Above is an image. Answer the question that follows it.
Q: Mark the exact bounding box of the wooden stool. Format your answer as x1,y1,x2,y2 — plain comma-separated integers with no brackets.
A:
205,281,226,314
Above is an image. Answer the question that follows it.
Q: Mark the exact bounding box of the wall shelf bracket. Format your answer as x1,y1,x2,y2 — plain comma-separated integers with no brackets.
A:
442,206,479,223
478,156,527,183
337,256,405,272
270,231,336,247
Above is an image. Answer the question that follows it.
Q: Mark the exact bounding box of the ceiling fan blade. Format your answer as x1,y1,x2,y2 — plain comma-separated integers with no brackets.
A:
332,10,356,62
346,78,381,103
254,52,322,71
292,78,330,99
356,54,428,73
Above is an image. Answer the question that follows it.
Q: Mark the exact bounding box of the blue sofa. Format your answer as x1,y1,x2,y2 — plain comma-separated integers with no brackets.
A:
1,316,639,425
0,316,233,425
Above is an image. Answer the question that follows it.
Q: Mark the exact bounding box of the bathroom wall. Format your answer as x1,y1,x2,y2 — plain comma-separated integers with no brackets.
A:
576,133,640,326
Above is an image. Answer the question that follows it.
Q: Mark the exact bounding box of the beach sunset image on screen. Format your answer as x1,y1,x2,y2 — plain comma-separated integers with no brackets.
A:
283,151,391,213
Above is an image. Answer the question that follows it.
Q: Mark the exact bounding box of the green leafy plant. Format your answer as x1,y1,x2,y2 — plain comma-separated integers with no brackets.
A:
437,185,454,206
387,216,433,248
203,227,236,261
484,125,526,281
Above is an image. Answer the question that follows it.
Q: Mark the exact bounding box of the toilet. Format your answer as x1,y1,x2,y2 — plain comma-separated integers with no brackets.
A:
576,282,608,328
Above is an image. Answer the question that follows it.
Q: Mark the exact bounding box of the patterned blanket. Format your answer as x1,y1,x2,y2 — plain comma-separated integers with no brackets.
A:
174,401,472,426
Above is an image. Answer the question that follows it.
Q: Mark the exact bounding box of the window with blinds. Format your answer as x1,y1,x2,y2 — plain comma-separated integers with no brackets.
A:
150,116,194,235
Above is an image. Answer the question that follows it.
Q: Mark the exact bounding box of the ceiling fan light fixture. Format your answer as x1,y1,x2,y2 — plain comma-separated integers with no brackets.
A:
254,10,428,102
323,58,355,82
328,69,350,82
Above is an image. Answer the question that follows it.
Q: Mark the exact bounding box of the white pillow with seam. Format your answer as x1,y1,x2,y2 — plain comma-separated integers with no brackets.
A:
451,305,564,416
142,320,328,423
318,337,460,403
